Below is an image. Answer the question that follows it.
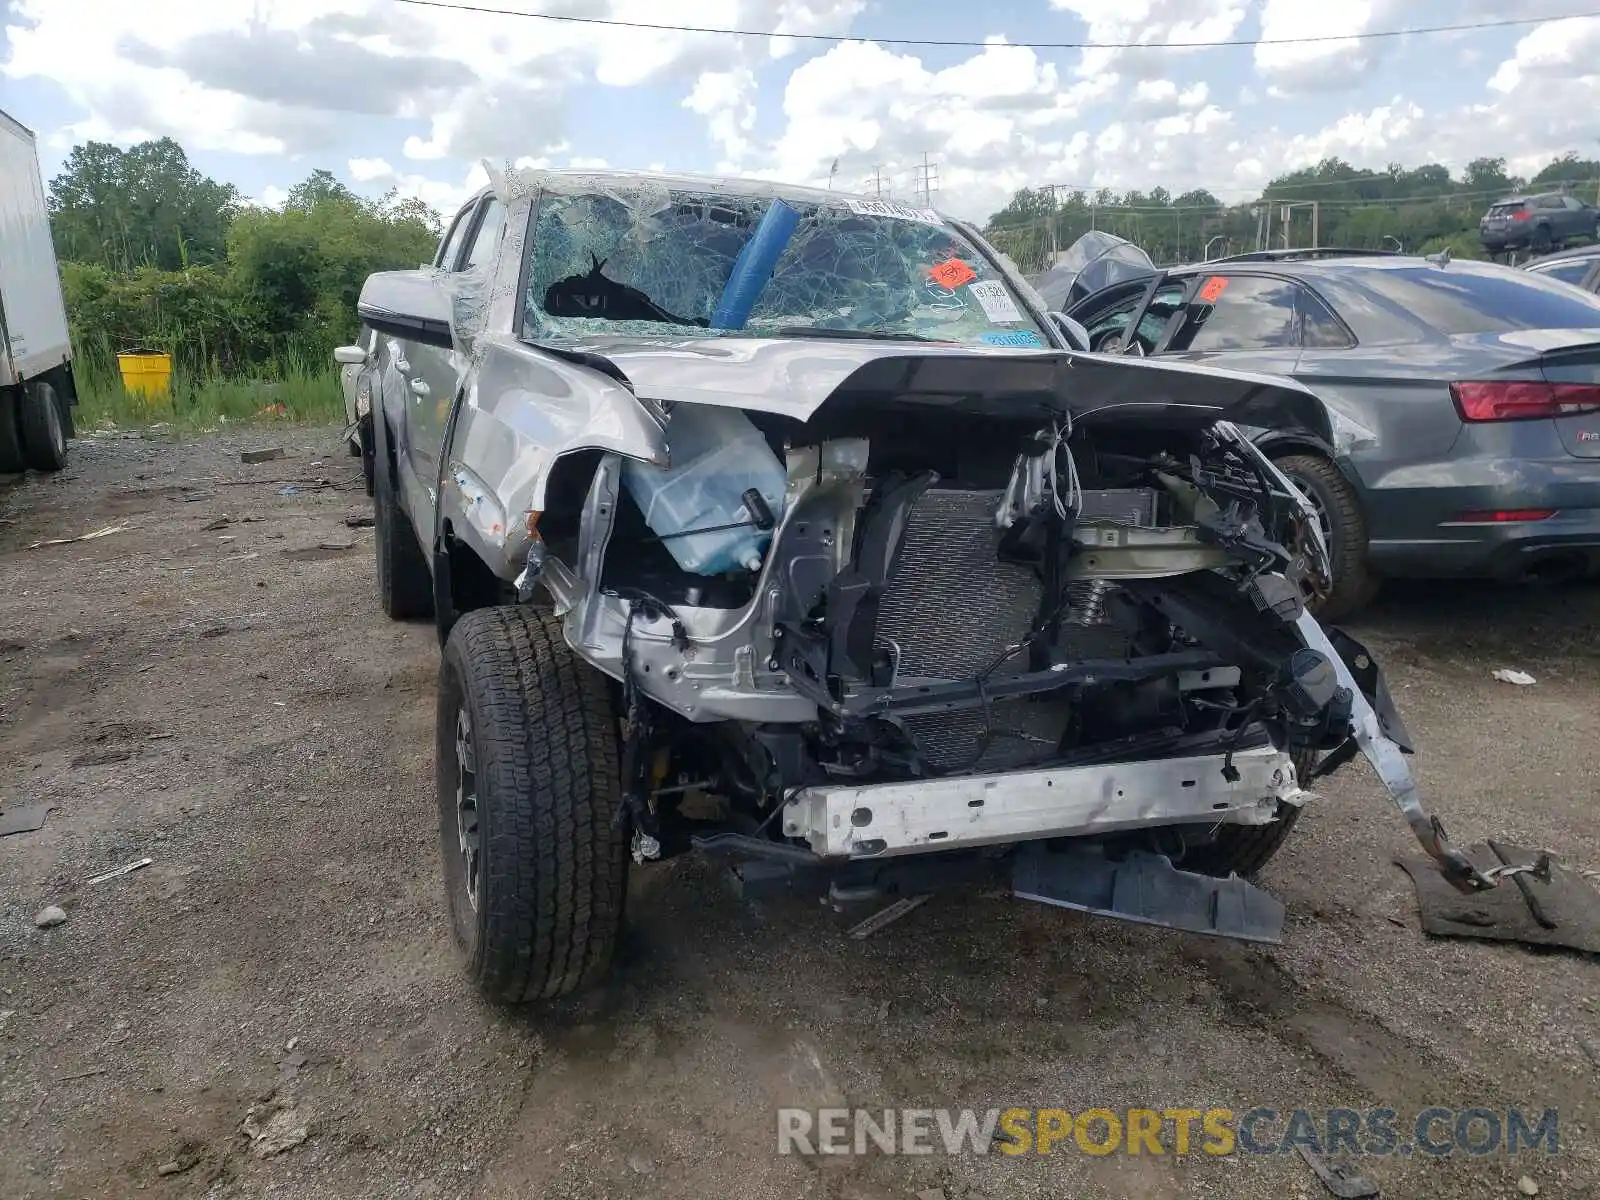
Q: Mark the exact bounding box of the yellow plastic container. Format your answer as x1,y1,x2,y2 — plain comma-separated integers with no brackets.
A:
117,351,173,397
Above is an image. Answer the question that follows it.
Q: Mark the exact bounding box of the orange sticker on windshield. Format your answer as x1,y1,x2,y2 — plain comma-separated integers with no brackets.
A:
1197,275,1229,304
929,259,978,290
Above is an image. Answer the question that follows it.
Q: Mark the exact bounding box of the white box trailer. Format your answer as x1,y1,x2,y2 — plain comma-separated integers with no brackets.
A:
1,106,75,473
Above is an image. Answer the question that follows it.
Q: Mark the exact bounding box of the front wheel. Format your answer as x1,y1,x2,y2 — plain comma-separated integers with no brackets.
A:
1274,453,1379,622
437,606,629,1002
1178,747,1317,878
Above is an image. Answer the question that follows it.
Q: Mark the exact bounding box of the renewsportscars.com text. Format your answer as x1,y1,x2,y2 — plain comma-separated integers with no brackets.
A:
776,1107,1559,1158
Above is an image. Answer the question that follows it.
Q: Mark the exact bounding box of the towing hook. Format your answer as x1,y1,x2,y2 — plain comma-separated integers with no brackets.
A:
1417,815,1498,893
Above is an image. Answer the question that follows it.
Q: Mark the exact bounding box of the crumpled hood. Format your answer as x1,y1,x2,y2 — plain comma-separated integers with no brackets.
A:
542,334,1335,444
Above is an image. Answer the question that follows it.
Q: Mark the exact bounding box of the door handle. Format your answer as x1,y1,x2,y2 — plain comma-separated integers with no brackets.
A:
409,378,430,397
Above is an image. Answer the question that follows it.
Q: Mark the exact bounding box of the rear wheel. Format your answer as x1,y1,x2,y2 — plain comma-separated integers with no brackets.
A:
0,390,24,474
437,606,628,1002
1179,747,1317,878
1531,224,1554,254
372,414,434,620
1274,452,1378,622
19,382,67,472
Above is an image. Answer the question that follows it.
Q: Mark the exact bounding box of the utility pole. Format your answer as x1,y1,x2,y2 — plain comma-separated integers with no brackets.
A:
866,165,888,198
912,152,940,207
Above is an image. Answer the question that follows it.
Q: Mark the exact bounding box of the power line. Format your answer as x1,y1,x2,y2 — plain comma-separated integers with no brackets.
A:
385,0,1600,51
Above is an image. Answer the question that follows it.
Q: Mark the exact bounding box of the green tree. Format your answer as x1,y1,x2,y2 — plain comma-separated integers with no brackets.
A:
48,138,238,272
284,169,362,214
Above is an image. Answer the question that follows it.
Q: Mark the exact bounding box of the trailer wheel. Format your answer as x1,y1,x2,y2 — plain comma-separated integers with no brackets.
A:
0,390,23,474
19,381,67,472
438,605,628,1002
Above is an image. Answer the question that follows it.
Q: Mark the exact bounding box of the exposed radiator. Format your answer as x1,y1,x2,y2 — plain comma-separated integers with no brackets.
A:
872,486,1136,774
874,488,1038,682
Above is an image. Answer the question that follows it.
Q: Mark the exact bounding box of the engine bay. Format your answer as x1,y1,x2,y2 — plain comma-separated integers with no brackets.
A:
533,393,1370,871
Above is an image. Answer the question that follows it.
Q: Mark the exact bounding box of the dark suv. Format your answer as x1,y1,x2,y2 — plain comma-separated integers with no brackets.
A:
1480,191,1598,254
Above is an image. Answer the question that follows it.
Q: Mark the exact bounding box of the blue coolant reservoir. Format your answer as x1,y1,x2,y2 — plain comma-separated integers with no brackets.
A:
621,404,788,576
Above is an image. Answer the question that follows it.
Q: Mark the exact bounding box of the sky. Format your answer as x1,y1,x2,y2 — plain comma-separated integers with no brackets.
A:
3,0,1600,225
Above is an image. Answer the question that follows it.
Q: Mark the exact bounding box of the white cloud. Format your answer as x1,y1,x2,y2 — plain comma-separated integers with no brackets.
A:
683,68,759,161
348,157,393,183
1048,0,1248,81
1253,1,1382,90
1488,16,1600,93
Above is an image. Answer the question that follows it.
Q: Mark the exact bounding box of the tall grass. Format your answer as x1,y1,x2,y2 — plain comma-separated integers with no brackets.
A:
72,334,346,434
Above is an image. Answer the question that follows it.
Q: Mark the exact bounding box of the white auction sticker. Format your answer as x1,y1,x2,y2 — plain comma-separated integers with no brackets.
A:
844,198,943,225
967,280,1023,323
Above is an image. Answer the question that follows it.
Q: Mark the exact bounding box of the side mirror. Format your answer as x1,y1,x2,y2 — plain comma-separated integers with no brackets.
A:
333,345,369,366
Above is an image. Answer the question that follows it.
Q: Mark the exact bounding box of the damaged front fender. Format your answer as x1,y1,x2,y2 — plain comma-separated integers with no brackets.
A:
441,335,670,578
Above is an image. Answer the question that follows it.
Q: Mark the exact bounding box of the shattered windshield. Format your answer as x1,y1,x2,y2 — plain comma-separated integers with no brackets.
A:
522,186,1049,348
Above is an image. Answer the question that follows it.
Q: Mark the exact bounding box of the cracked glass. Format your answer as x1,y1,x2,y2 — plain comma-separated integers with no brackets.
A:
520,184,1050,348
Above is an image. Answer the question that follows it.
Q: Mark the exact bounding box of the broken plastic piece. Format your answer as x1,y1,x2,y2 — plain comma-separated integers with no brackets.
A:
1012,844,1287,944
1493,668,1536,686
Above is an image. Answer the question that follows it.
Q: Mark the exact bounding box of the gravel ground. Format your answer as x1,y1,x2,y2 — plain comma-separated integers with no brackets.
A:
1,427,1597,1200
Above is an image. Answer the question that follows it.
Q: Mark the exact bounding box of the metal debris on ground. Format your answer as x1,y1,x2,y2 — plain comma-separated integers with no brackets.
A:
1493,669,1537,686
70,748,136,767
846,894,932,940
1397,842,1600,953
26,523,128,550
1294,1142,1380,1198
87,857,154,885
202,516,231,531
343,513,375,528
240,1101,309,1158
33,905,68,929
0,801,53,837
241,447,286,464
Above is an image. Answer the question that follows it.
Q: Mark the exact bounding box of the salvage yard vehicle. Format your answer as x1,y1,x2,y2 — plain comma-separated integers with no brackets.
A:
1058,239,1600,618
1480,191,1599,256
345,169,1506,1004
1524,243,1600,294
1,107,77,475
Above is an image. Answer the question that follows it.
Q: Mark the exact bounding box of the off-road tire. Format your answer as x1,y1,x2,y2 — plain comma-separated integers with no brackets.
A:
372,414,434,620
19,381,67,472
1274,452,1378,622
1180,747,1317,878
437,606,628,1002
0,390,24,474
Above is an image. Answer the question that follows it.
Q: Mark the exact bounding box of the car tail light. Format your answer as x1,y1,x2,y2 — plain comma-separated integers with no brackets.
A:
1447,509,1557,524
1451,380,1600,422
1512,209,1533,222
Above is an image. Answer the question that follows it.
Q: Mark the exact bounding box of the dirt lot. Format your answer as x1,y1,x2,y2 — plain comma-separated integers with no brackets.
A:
2,426,1598,1200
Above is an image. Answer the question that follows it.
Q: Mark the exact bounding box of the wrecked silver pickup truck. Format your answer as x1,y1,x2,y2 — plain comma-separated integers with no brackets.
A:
345,168,1500,1004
